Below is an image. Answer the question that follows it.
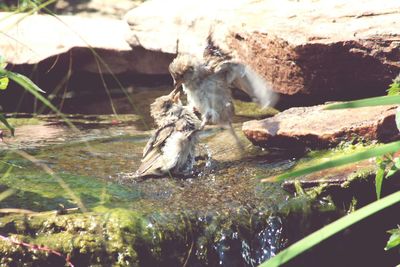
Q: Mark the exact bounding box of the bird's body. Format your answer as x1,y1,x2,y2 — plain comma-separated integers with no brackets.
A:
182,63,234,127
136,93,201,178
169,35,277,130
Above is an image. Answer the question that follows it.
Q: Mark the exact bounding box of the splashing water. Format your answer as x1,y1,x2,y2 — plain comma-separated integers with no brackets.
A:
195,143,217,179
250,216,287,265
215,215,287,266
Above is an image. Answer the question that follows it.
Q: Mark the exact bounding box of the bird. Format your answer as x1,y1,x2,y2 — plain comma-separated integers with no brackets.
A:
136,88,202,178
169,34,277,148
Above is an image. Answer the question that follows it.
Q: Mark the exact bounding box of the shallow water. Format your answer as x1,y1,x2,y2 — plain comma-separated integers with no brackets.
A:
0,91,349,266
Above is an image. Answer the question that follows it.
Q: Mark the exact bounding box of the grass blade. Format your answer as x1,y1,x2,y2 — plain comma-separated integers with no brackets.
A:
263,141,400,182
1,69,45,93
259,190,400,267
0,69,78,130
0,113,15,135
0,189,15,202
324,95,400,110
375,163,384,199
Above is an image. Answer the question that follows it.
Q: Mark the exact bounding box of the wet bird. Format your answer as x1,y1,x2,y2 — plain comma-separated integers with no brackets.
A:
169,34,277,147
136,89,202,178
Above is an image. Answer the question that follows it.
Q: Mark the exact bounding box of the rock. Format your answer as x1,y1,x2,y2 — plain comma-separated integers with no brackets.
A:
281,150,400,197
281,159,374,194
125,0,400,103
242,104,400,150
53,0,141,19
0,12,173,75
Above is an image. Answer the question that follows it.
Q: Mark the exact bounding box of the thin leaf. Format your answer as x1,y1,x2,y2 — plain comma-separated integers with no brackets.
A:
0,76,9,90
0,69,78,130
385,228,400,250
385,166,398,178
324,95,400,110
375,160,385,199
259,191,400,267
0,189,15,202
0,113,15,136
263,141,400,182
0,69,45,93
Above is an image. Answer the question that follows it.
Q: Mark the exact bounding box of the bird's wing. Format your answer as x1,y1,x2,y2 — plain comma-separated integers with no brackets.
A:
216,62,278,108
142,122,175,158
138,124,176,178
174,113,200,139
136,149,164,177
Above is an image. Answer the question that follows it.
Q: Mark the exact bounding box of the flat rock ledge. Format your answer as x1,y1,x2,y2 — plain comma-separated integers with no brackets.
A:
0,12,173,75
242,104,399,150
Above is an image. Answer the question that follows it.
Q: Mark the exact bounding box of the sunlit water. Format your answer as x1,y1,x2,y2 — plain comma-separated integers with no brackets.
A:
0,110,334,266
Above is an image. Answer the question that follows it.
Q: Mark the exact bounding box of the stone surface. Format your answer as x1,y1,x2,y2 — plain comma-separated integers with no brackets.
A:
242,104,400,150
126,0,400,103
0,12,173,75
280,159,374,194
53,0,142,19
280,150,400,196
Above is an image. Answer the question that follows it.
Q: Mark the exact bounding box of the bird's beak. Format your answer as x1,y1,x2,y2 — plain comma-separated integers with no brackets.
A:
172,79,183,91
169,87,181,103
169,80,183,103
172,90,181,103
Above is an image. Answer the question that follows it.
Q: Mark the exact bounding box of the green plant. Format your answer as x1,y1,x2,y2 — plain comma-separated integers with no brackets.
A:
0,56,47,135
260,191,400,267
0,58,14,135
375,154,400,199
385,226,400,251
0,0,50,12
260,76,400,266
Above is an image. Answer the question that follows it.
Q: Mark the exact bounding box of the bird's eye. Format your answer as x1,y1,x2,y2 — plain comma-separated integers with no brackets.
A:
164,102,172,109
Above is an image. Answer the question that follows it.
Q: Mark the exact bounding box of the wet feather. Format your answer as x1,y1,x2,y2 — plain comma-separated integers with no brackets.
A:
136,94,201,178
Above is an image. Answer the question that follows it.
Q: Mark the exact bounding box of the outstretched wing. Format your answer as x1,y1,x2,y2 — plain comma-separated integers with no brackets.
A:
204,32,278,108
216,62,278,108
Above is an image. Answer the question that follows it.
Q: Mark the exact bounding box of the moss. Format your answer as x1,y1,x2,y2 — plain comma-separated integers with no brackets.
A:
0,211,145,266
0,117,41,130
233,99,279,119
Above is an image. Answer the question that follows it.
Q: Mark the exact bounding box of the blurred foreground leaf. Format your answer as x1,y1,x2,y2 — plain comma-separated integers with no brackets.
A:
0,76,8,90
263,141,400,182
260,191,400,267
0,69,45,93
325,95,400,110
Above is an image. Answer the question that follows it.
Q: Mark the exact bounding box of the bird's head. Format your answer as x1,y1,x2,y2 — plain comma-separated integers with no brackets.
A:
150,88,182,125
169,55,198,88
